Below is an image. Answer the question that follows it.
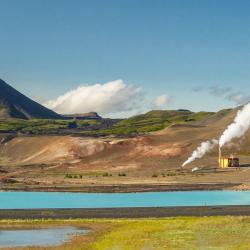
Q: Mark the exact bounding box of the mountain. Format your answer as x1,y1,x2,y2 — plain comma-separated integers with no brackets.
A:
0,79,62,119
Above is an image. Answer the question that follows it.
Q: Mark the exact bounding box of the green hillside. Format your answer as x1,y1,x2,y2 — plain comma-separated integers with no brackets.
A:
81,110,215,136
0,110,215,136
0,119,100,134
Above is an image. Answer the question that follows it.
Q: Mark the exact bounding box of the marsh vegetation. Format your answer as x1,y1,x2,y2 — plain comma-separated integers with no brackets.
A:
1,217,250,250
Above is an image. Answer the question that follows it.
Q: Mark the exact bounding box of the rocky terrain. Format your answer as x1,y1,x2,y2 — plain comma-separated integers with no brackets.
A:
1,106,250,191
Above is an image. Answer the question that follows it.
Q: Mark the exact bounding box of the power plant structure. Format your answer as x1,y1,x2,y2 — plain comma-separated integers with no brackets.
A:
218,147,240,168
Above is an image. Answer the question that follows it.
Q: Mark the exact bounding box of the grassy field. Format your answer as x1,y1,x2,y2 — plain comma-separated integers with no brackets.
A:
0,119,100,134
79,110,214,136
2,216,250,250
0,110,214,136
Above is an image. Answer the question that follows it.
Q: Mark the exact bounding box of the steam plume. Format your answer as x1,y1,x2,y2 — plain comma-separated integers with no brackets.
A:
182,102,250,167
219,102,250,147
182,139,218,167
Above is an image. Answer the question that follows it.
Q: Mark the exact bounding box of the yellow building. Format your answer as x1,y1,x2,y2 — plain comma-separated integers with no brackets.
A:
219,158,230,168
219,157,239,168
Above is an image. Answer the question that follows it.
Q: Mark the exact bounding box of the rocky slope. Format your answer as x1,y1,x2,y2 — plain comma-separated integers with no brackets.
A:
0,79,61,119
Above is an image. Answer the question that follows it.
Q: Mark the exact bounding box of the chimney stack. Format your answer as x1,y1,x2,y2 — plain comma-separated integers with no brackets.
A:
218,146,221,167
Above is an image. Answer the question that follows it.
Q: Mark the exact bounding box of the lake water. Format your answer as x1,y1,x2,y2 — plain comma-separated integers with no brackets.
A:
0,191,250,209
0,227,87,248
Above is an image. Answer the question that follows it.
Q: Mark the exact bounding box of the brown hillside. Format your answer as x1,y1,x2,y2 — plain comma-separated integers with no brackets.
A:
1,106,250,191
1,106,249,169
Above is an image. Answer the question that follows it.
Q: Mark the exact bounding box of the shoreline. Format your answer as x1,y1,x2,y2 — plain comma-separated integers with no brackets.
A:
0,182,241,193
0,205,250,219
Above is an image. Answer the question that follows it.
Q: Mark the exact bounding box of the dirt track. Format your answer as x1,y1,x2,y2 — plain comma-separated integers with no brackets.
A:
1,205,250,219
0,182,240,193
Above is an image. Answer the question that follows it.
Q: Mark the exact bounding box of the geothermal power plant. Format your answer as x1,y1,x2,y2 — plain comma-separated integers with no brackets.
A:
218,147,240,168
183,102,250,169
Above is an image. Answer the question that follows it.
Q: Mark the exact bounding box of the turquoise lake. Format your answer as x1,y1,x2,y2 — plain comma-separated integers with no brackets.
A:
0,191,250,209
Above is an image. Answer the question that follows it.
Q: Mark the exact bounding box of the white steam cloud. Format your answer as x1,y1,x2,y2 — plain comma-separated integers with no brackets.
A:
219,102,250,147
182,139,218,167
183,102,250,167
153,94,170,108
44,80,142,116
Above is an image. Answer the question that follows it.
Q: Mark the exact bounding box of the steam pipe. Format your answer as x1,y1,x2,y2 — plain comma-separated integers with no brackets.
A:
218,146,221,168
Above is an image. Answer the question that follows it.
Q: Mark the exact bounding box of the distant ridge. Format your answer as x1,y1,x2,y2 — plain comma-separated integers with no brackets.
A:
0,79,62,119
63,112,102,120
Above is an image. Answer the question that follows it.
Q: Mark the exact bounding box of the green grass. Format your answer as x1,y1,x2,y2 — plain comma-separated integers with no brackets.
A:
64,171,113,178
1,217,250,250
81,110,214,136
0,110,214,136
0,118,100,134
91,217,250,250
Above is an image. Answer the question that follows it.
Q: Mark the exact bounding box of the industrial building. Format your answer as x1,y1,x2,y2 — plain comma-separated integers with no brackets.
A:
219,157,240,168
218,147,240,168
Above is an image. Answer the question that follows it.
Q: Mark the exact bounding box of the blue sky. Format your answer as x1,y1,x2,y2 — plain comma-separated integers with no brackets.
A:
1,0,250,117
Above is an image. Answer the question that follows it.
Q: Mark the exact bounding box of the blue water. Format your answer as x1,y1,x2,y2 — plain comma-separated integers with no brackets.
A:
0,227,88,248
0,191,250,209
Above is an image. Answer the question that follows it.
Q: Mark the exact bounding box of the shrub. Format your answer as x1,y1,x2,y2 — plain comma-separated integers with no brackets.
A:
65,173,73,178
118,172,126,176
166,172,176,176
68,121,77,129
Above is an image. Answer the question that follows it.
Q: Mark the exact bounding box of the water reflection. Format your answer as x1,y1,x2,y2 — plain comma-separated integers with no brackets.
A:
0,227,88,248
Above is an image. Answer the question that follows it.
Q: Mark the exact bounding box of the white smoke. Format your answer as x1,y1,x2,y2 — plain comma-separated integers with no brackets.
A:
182,139,218,167
182,102,250,167
219,102,250,147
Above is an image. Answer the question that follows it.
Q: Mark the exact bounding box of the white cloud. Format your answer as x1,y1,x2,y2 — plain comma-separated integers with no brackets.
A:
152,94,170,109
192,85,231,96
208,86,231,96
227,92,250,104
44,80,143,116
192,85,250,105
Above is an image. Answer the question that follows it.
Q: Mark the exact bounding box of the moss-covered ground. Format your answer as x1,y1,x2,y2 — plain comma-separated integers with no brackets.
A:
1,216,250,250
0,110,214,136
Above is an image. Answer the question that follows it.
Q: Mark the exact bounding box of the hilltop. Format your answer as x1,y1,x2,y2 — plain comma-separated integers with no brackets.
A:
0,79,61,119
0,108,214,135
63,112,102,120
0,78,216,135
